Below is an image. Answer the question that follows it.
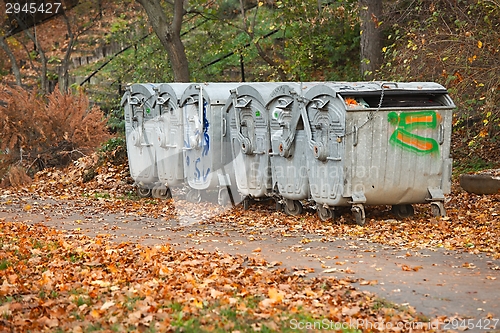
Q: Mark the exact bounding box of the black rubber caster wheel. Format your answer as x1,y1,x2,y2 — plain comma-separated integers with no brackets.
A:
317,205,334,221
137,187,152,198
284,200,303,216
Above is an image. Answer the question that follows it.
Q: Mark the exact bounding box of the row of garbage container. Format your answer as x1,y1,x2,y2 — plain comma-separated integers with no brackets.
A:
121,81,455,225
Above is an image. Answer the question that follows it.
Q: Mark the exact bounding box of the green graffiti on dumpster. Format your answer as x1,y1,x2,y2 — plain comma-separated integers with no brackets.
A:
388,111,441,155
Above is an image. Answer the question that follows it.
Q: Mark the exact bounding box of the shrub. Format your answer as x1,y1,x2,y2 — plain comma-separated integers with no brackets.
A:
0,165,32,188
0,85,111,186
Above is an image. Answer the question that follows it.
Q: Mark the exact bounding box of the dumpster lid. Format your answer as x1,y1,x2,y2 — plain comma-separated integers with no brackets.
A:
333,82,449,96
129,83,158,107
231,83,285,104
180,83,241,105
158,83,191,103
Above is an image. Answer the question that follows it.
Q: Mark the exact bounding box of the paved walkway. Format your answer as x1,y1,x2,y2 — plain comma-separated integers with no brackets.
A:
1,194,499,332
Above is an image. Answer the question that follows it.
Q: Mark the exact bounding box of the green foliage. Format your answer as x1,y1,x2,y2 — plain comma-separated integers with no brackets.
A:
276,0,361,81
453,158,496,177
185,0,361,82
99,136,126,154
379,0,499,147
97,136,128,166
0,259,10,270
47,56,61,64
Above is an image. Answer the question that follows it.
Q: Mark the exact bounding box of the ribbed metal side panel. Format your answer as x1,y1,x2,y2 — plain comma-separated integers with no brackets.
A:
345,108,452,205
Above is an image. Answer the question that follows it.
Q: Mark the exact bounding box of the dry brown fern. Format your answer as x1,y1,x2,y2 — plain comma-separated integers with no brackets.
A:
0,84,111,185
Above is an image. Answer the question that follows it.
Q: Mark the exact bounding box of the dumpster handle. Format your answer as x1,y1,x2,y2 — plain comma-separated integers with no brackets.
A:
222,117,227,137
301,97,327,159
157,96,169,105
381,82,399,89
277,93,302,158
129,94,148,146
353,125,358,146
231,91,254,155
199,85,204,130
129,96,141,106
438,123,444,144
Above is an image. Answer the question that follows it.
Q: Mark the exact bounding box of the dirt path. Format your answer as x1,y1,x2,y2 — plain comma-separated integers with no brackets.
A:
1,193,499,332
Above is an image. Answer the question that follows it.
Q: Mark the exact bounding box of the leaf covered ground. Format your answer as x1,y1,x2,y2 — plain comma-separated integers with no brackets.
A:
9,152,500,258
1,221,449,333
0,152,499,332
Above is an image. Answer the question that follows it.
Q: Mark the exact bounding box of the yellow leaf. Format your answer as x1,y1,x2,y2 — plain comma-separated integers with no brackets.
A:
268,287,284,303
107,264,118,274
478,40,483,48
192,299,203,308
90,309,101,319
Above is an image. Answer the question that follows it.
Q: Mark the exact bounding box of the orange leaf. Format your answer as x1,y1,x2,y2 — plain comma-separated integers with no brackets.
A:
268,287,285,303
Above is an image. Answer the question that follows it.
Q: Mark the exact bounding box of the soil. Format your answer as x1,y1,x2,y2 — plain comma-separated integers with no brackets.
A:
1,193,499,332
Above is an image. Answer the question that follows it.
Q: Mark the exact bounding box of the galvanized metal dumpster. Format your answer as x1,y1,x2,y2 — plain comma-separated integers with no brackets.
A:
180,83,241,203
267,83,320,215
153,83,191,199
121,83,160,197
223,83,284,209
303,82,455,225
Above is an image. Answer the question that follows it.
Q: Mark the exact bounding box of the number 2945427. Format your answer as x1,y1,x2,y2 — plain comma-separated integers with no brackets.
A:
5,2,62,14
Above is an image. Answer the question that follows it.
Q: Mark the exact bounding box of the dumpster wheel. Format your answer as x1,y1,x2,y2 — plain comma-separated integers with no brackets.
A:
317,205,334,221
186,189,202,203
285,200,303,216
430,202,446,217
391,204,414,219
152,185,172,200
351,204,366,226
137,187,152,198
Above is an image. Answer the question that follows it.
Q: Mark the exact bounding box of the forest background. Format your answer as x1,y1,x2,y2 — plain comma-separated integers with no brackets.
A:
0,0,498,183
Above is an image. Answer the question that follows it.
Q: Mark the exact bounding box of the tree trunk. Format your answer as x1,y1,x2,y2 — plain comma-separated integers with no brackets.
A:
136,0,190,82
359,0,383,80
59,10,75,92
0,36,22,86
23,26,48,93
